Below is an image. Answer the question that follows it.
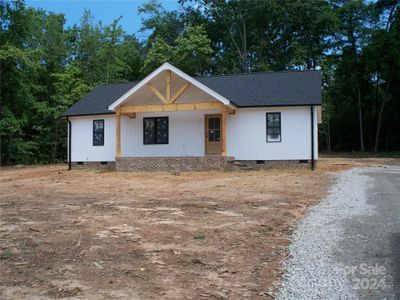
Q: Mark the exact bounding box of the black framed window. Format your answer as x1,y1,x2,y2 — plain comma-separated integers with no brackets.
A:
93,119,104,146
143,117,168,144
266,112,281,142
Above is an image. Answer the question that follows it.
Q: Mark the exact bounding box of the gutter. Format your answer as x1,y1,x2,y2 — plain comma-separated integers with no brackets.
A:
67,118,72,171
310,105,315,170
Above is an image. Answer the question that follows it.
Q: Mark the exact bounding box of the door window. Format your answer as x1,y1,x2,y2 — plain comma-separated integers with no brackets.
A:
208,117,221,142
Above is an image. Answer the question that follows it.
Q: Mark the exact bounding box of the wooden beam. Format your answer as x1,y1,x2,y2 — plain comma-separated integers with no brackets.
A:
116,108,121,159
170,82,191,103
221,111,227,156
120,101,231,114
166,70,171,102
147,83,167,103
121,112,136,118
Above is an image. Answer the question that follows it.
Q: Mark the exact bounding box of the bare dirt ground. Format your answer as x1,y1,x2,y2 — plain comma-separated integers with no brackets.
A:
0,158,398,299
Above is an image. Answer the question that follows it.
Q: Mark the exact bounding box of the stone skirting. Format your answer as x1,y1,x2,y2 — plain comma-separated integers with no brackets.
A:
70,158,315,172
115,157,315,172
116,156,234,172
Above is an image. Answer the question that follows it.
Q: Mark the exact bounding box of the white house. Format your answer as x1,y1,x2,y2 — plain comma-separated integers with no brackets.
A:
63,63,321,171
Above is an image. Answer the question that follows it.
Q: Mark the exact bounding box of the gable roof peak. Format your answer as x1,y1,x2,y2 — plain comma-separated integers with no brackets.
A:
107,62,233,111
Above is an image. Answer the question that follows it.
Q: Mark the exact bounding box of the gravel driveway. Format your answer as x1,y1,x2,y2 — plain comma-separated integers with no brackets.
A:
277,167,400,300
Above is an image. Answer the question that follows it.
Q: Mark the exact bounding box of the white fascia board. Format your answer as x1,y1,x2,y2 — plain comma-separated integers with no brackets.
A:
108,62,236,111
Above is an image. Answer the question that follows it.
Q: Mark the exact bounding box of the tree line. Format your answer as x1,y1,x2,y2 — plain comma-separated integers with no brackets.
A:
1,0,399,165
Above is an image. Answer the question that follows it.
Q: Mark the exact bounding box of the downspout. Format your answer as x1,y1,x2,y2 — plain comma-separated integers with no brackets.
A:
310,105,315,171
67,118,72,171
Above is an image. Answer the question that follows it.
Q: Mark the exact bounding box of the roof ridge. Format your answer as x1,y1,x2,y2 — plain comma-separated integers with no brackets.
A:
195,69,320,79
97,81,139,86
96,69,320,87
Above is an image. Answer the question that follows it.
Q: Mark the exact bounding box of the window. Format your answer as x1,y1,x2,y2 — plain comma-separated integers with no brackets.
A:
143,117,169,144
93,120,104,146
266,112,281,142
207,117,221,142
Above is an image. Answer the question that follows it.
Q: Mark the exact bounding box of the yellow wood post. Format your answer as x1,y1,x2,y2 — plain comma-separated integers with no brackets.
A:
147,83,167,103
170,82,190,103
116,107,121,159
166,70,171,102
221,110,227,156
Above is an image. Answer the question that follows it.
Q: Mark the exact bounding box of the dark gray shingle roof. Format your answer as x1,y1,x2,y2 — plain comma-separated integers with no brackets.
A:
63,70,321,117
63,82,137,117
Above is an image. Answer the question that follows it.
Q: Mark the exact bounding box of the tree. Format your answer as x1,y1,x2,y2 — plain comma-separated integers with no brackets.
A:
141,24,213,75
175,24,213,74
138,0,184,45
141,37,175,74
336,0,371,151
368,0,400,152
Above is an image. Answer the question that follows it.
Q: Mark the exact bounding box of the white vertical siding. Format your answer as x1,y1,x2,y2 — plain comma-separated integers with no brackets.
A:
70,115,116,161
69,106,318,162
313,106,319,159
226,106,318,160
121,110,220,157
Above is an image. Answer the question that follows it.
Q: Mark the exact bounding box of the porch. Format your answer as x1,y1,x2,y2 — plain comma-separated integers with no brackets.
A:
112,66,235,162
116,103,233,158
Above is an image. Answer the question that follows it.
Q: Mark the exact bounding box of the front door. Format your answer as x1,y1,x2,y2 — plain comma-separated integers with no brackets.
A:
205,114,222,154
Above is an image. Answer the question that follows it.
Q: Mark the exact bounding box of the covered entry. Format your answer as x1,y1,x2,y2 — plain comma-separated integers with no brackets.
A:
107,63,235,159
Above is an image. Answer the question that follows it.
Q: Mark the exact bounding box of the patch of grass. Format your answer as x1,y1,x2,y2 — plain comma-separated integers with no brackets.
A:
0,250,13,259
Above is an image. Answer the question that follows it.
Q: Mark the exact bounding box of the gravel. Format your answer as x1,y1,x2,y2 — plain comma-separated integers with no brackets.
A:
276,168,377,300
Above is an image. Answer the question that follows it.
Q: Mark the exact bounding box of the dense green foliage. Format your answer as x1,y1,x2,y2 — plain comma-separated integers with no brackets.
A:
1,0,399,165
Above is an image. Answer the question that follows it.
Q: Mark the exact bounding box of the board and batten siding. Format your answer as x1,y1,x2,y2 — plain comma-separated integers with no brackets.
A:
68,106,318,162
69,115,116,162
226,106,318,160
121,110,220,157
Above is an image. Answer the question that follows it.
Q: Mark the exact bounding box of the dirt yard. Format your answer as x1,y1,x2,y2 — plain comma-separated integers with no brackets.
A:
0,158,398,299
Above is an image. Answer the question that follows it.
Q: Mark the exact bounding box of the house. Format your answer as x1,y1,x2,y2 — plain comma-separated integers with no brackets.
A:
63,62,322,171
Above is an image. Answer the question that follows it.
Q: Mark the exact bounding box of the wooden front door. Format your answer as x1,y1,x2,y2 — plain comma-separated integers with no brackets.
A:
205,114,222,154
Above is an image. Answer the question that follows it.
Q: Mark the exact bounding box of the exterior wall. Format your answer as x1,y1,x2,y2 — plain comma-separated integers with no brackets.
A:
69,115,116,162
68,106,319,163
226,106,318,160
121,110,220,157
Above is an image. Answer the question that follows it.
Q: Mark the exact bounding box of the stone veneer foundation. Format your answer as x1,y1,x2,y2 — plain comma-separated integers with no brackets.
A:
71,157,314,172
116,157,313,172
116,156,234,172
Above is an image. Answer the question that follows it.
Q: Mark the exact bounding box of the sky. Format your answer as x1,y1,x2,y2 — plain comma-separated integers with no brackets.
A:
25,0,181,40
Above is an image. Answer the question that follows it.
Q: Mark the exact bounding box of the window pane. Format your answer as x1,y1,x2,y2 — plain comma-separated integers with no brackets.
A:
267,128,274,135
144,130,155,144
93,120,104,146
214,130,220,141
214,118,220,130
209,130,215,141
266,113,281,142
156,131,168,144
157,118,168,130
208,118,213,129
94,121,103,131
268,133,281,141
144,118,155,130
